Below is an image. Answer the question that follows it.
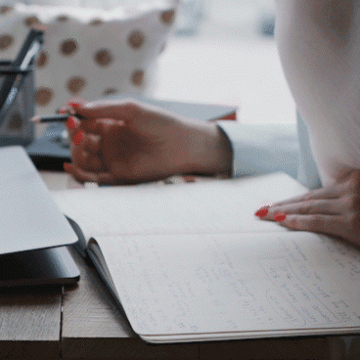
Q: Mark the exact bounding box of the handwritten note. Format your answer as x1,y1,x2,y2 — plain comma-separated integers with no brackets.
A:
94,231,360,342
50,172,360,342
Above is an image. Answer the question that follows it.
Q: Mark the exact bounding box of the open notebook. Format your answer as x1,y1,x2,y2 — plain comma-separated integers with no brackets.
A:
0,146,79,286
50,173,360,343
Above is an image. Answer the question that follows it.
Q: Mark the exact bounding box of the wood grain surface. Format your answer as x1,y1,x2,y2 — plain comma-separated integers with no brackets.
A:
61,247,199,359
0,285,62,359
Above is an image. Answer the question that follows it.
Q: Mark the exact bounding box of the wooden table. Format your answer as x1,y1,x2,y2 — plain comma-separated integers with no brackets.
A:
0,172,333,360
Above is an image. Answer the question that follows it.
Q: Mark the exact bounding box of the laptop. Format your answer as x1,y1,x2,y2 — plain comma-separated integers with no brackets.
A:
0,146,80,286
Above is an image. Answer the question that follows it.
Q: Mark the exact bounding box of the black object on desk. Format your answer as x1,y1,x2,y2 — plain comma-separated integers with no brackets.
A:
26,122,71,170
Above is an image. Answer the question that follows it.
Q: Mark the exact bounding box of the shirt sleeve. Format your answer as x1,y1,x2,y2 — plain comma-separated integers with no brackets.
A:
216,112,322,189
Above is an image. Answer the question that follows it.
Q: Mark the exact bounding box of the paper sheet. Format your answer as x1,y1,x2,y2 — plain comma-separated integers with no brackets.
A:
51,173,307,240
96,231,360,342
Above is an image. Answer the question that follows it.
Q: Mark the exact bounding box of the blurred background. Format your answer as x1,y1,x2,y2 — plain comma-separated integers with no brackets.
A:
14,0,296,124
150,0,295,124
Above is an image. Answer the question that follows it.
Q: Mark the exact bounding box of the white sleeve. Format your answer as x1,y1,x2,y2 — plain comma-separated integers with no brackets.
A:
217,113,322,189
217,120,299,179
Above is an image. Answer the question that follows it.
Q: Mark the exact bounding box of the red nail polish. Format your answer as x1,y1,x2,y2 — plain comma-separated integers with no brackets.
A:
274,212,286,222
67,101,83,110
63,162,71,172
255,206,269,218
67,116,75,130
73,130,83,145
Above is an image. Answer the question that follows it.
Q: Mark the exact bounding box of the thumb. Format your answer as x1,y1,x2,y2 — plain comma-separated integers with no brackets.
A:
72,99,140,123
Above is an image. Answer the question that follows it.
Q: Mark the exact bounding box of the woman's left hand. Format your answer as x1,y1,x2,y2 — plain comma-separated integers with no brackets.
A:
258,170,360,246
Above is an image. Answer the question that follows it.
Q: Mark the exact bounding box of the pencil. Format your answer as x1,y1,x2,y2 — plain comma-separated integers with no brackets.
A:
31,113,84,123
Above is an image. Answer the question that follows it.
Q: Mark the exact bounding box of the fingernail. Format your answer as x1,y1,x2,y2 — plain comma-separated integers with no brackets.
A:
73,130,83,145
63,162,71,172
67,116,75,130
67,101,83,110
255,206,269,218
273,212,286,222
58,108,67,114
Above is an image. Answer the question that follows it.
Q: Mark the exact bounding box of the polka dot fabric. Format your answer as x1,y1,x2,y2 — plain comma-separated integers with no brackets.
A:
0,2,177,114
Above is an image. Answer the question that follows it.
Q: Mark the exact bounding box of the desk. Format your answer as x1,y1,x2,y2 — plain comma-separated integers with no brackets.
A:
0,171,332,360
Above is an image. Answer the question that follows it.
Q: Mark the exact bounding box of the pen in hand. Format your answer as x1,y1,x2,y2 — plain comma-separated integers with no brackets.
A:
31,113,84,123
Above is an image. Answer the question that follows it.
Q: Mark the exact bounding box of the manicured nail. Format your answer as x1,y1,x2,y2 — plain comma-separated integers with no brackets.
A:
63,162,71,172
67,101,83,110
58,108,67,114
73,130,83,145
273,212,286,222
67,116,75,130
255,206,269,218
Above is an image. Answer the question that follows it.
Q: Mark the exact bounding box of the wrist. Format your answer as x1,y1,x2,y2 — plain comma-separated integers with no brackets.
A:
181,121,233,176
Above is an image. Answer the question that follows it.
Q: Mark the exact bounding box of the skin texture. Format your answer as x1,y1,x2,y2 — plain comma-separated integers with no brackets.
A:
260,169,360,247
64,99,232,185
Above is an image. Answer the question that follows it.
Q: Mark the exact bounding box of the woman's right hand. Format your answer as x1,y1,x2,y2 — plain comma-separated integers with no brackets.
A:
64,99,232,185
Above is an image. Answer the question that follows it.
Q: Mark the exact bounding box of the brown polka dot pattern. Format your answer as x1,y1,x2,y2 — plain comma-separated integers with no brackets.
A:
57,15,69,22
24,16,40,28
35,87,53,106
0,6,13,15
131,70,144,86
2,5,175,113
128,30,145,49
36,51,48,68
0,34,13,50
94,49,112,67
90,18,103,26
103,88,118,96
60,39,78,56
67,77,86,94
161,9,176,25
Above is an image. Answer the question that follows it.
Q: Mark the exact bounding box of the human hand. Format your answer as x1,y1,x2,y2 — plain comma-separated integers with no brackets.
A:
63,99,232,184
256,170,360,246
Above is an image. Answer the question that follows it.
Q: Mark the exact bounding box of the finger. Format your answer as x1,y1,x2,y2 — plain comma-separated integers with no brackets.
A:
66,98,88,110
82,133,101,155
74,99,140,123
262,198,342,220
273,186,341,207
81,152,102,172
70,142,103,171
66,116,81,140
64,162,116,185
274,213,346,239
77,118,105,134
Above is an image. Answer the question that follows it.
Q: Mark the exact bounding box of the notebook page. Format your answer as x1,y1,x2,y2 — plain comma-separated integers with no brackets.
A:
50,172,307,241
96,231,360,342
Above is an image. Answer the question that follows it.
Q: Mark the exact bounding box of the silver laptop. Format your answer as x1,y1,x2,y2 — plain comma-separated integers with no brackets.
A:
0,146,80,286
